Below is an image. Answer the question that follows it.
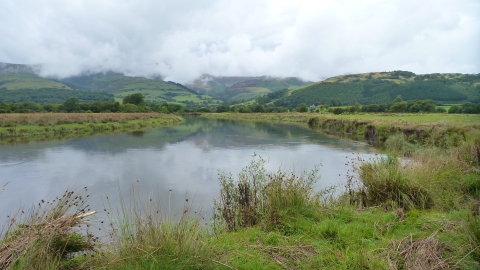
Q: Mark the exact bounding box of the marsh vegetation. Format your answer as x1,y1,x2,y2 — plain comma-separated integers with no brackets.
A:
1,112,479,269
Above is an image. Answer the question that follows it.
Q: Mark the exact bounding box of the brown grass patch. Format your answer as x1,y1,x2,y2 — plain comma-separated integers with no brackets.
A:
250,244,317,268
385,233,450,270
0,113,169,127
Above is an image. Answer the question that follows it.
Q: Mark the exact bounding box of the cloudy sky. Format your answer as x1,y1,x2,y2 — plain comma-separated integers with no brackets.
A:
1,0,479,83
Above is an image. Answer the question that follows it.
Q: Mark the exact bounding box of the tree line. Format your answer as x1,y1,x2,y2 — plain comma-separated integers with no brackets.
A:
0,88,113,104
0,93,184,114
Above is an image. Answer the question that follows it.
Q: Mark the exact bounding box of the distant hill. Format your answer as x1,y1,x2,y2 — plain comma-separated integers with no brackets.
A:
0,63,113,104
186,74,308,101
269,71,480,108
0,62,222,106
60,72,222,105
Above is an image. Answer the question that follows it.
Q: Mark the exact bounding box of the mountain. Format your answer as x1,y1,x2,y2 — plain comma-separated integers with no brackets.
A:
268,71,480,108
60,72,222,105
186,74,308,101
0,63,113,104
0,62,222,106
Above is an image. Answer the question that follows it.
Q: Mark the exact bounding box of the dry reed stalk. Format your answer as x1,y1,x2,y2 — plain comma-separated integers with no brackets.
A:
385,232,450,270
0,189,96,269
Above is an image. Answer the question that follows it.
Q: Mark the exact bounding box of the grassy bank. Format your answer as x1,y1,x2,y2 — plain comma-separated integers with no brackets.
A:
199,112,480,148
0,113,183,144
197,112,312,124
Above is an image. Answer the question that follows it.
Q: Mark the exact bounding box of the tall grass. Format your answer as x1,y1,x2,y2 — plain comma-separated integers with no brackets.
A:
356,155,433,210
214,154,320,232
353,134,480,211
88,185,212,269
0,188,95,269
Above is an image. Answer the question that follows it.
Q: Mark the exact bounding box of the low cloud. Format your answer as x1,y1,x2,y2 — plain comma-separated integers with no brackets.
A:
1,0,478,83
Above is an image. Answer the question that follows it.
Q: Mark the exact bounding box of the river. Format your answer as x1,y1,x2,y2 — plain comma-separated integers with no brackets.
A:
0,117,376,221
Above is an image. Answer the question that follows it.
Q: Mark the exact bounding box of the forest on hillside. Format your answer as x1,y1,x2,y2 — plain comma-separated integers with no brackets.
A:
272,73,480,108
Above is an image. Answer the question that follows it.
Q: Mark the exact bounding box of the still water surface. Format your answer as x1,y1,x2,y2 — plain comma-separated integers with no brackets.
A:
0,117,376,220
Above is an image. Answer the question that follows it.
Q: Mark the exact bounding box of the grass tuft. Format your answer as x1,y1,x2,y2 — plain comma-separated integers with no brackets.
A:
214,154,320,232
0,189,95,269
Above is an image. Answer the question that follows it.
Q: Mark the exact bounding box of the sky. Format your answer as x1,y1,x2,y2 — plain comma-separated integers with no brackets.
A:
1,0,479,83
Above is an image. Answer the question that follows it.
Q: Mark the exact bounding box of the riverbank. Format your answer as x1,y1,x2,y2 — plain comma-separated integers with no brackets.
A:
199,112,480,147
0,113,183,145
1,113,479,269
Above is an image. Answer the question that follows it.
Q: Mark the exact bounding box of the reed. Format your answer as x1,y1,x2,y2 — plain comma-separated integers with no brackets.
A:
0,188,96,269
87,184,213,269
214,154,320,232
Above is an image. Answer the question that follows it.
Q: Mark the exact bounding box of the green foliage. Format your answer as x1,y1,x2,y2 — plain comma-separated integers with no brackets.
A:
296,103,308,112
389,95,407,112
271,72,479,108
62,97,80,112
257,89,289,104
216,105,229,113
252,103,266,113
275,82,363,108
122,93,145,106
0,88,114,104
449,102,480,114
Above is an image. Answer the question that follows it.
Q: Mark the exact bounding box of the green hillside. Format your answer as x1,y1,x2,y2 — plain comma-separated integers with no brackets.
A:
186,75,308,101
271,71,480,108
0,65,113,104
61,73,222,105
0,63,222,106
186,74,261,96
0,72,70,91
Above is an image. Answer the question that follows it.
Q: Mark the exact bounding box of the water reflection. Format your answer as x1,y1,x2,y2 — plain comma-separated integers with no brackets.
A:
0,117,376,222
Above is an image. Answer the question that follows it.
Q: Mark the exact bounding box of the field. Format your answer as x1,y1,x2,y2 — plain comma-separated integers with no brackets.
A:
0,113,183,145
199,111,480,125
328,112,480,123
113,89,222,104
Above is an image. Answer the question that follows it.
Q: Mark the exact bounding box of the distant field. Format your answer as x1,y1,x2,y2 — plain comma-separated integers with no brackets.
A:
331,113,480,123
114,89,222,105
436,105,452,111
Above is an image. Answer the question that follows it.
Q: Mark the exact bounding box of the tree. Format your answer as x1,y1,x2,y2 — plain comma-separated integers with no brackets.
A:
63,97,80,112
216,106,228,113
252,104,266,113
389,95,407,113
296,103,308,113
123,93,145,106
